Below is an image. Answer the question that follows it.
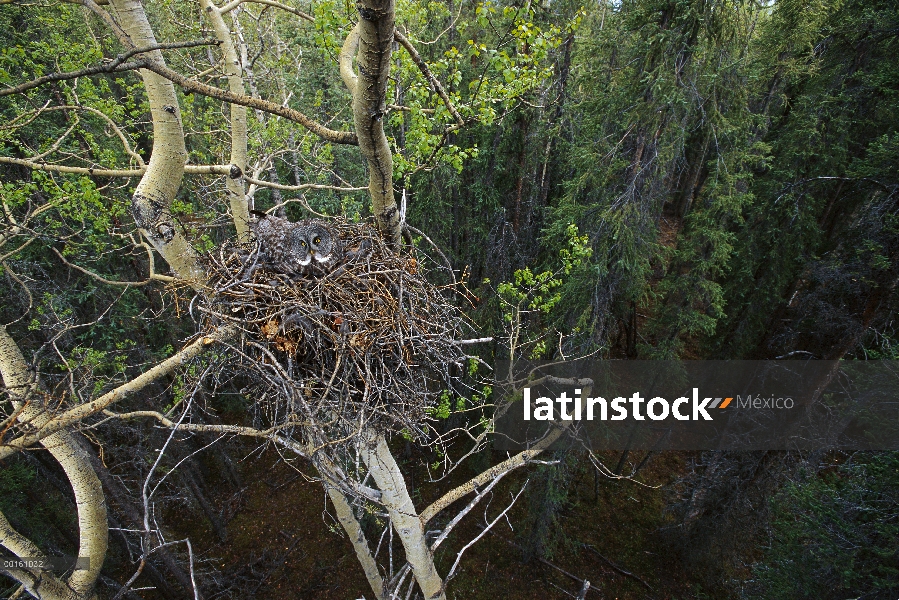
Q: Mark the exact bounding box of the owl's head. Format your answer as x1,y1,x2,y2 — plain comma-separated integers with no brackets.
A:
306,223,336,263
286,225,312,267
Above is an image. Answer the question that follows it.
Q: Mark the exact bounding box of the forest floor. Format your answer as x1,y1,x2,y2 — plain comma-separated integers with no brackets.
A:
159,442,708,600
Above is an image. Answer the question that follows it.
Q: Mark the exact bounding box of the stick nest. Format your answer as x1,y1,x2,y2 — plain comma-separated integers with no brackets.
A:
194,219,472,443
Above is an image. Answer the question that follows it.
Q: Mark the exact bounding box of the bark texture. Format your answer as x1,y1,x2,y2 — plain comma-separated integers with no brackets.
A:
109,0,205,282
0,326,108,600
360,431,445,600
200,0,250,239
342,0,402,247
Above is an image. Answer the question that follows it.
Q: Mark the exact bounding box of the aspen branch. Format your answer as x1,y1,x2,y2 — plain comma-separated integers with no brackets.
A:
218,0,314,22
339,24,360,96
201,0,250,238
78,0,131,46
394,29,465,127
360,429,445,599
244,174,367,193
139,59,357,145
99,409,308,438
0,159,366,192
0,156,233,177
0,328,107,598
327,487,387,600
0,509,79,600
0,52,357,145
26,114,80,162
52,247,175,285
420,422,571,524
49,104,145,166
429,468,510,552
0,326,237,460
0,40,220,97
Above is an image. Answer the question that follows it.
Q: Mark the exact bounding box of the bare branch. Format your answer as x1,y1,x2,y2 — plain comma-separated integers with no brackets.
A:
394,29,465,127
0,40,219,97
52,247,175,286
429,468,509,552
443,479,528,583
583,543,655,591
219,0,314,22
2,262,34,328
0,326,237,460
420,423,571,524
0,102,144,166
244,174,367,193
0,155,145,177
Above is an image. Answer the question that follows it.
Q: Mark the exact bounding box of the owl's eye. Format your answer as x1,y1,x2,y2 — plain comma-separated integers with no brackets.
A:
314,237,321,244
300,241,307,247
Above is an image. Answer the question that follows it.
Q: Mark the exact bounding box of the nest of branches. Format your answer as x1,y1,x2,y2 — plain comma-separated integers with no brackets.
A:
194,219,472,445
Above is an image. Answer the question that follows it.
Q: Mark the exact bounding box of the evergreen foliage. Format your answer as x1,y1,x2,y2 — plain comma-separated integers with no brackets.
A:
749,453,899,600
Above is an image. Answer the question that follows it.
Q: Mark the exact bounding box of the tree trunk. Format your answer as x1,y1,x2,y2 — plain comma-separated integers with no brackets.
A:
340,2,401,247
360,431,445,600
0,326,108,600
200,0,250,238
109,0,205,282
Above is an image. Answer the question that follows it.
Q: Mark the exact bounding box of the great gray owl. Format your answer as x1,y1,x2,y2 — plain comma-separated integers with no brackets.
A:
249,211,343,277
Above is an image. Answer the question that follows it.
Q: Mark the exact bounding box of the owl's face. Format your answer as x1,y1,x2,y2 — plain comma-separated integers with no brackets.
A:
306,223,336,263
286,225,313,268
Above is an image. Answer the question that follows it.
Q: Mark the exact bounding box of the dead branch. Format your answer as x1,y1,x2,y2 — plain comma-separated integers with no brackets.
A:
483,529,605,597
443,479,528,583
582,543,654,592
52,247,175,286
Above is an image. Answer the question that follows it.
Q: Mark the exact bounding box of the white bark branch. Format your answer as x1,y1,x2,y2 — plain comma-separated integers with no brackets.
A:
200,0,250,238
0,326,107,599
360,430,445,600
0,508,81,600
0,326,236,460
218,0,314,21
420,423,569,524
327,487,387,600
108,0,204,283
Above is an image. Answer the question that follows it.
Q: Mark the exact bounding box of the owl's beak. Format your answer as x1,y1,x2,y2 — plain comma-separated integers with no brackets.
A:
310,249,316,256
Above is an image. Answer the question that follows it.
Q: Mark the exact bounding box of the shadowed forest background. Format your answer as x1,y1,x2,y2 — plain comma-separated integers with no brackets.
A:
1,0,898,598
